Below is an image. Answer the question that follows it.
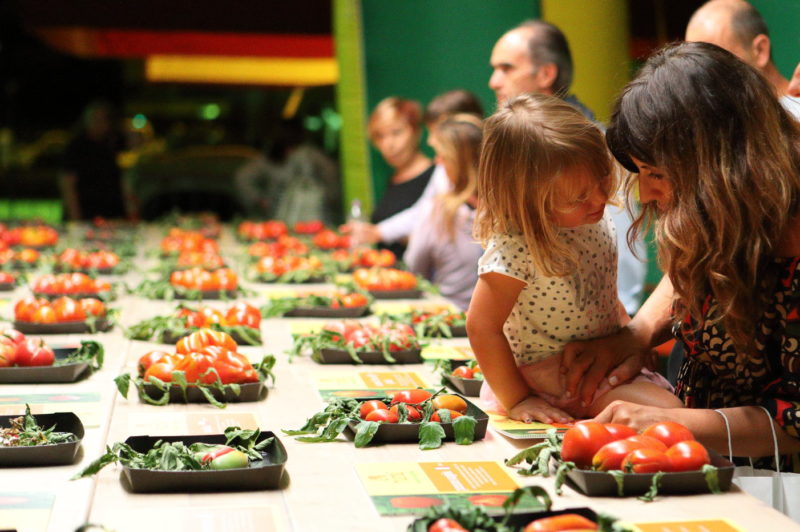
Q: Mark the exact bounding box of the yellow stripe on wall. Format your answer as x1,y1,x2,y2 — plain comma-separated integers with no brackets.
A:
145,55,338,86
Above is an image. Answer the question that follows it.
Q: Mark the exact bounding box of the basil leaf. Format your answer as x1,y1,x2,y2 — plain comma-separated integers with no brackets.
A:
452,415,477,445
419,422,446,450
354,421,379,448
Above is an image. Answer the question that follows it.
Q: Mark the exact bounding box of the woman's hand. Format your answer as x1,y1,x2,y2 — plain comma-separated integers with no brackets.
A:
590,400,674,432
560,327,656,407
508,396,574,424
339,221,381,246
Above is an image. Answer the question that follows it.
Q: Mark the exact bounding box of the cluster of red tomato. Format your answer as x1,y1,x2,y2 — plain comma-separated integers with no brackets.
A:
0,329,55,367
428,513,597,532
14,296,106,323
56,248,120,271
312,229,350,250
293,220,325,234
327,291,370,308
0,272,16,285
237,220,288,241
175,251,226,270
562,421,710,473
353,267,417,291
329,248,396,268
138,329,259,385
0,225,59,248
248,236,309,259
31,273,112,296
359,390,468,423
175,302,261,329
321,321,418,351
160,230,219,255
0,248,40,266
169,267,238,291
255,255,324,277
451,364,482,380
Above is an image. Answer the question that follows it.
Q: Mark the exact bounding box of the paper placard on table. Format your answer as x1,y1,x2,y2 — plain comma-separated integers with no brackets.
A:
372,301,460,316
0,491,55,532
289,320,328,336
488,411,571,439
313,370,430,399
0,392,103,428
355,461,543,516
421,344,474,361
103,503,289,532
632,520,745,532
261,288,302,300
127,411,260,435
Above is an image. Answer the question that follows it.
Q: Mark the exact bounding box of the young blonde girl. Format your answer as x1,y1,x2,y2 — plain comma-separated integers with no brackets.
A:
404,114,484,310
467,94,680,424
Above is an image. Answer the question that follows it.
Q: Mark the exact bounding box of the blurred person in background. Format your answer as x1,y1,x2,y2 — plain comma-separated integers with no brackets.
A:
404,114,484,310
686,0,800,119
489,20,646,314
61,101,127,220
344,90,484,253
359,97,434,258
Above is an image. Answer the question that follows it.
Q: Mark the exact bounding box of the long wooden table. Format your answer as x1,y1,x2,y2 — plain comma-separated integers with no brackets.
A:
3,224,799,532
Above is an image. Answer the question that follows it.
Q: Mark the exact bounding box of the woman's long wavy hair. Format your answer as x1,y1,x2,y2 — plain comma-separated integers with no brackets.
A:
429,114,483,241
475,93,613,277
607,41,800,356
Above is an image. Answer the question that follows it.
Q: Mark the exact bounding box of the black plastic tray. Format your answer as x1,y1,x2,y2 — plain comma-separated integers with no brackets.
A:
347,396,488,444
410,507,598,530
122,431,286,492
447,325,467,337
0,346,91,383
317,348,422,364
254,275,327,284
174,289,239,300
33,291,115,301
443,374,483,397
368,289,423,300
13,318,113,335
0,412,84,466
0,281,16,291
139,380,266,404
565,449,735,496
160,328,262,346
283,305,369,318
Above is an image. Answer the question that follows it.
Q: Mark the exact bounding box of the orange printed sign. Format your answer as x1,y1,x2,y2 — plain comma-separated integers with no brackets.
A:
634,520,745,532
358,371,427,389
419,462,520,493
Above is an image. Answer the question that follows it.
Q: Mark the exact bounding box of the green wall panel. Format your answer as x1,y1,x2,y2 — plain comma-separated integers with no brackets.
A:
750,0,800,79
361,0,539,204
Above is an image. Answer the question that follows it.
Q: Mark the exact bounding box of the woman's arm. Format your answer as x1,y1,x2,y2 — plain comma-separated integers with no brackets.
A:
592,401,800,457
402,205,435,279
560,275,676,406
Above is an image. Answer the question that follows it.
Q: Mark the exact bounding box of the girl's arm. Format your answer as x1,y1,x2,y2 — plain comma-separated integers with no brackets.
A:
467,273,573,423
593,401,800,457
560,275,675,405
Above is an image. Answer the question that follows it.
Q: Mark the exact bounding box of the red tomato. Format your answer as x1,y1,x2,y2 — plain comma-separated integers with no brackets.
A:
174,352,217,384
15,338,55,367
592,438,654,472
428,518,468,532
347,328,374,349
210,349,259,384
523,513,598,531
359,400,389,419
0,343,16,367
365,409,399,423
31,305,57,324
431,409,464,422
625,434,668,452
0,272,15,284
200,307,225,325
603,423,638,441
14,297,42,322
138,350,173,376
2,329,26,346
666,440,710,472
391,389,433,405
144,361,176,383
79,298,106,317
432,394,468,413
224,302,261,328
466,494,508,507
642,421,696,448
52,296,87,322
621,448,672,474
561,422,615,469
389,404,422,421
451,366,474,379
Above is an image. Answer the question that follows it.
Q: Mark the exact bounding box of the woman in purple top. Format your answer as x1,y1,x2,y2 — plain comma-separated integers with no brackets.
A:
404,114,483,310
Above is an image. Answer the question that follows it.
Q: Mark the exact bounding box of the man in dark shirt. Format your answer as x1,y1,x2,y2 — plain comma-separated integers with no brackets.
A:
61,102,127,220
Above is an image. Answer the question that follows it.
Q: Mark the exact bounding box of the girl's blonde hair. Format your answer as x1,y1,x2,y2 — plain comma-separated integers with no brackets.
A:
475,93,613,277
429,113,483,241
607,42,800,357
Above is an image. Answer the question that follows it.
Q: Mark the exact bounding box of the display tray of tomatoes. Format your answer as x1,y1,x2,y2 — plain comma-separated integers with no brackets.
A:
346,394,489,445
283,305,369,318
443,373,483,397
0,411,84,466
140,380,266,404
411,507,600,532
120,431,287,492
0,272,16,291
173,289,239,300
0,341,104,384
318,347,423,364
30,273,116,301
262,290,372,319
13,318,113,335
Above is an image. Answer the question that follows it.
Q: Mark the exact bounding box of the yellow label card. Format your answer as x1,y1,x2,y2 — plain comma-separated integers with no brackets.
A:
314,371,428,391
422,344,474,361
356,461,520,496
633,520,746,532
127,412,259,435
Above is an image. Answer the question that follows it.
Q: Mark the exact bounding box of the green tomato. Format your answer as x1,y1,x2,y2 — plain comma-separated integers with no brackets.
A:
208,449,249,470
